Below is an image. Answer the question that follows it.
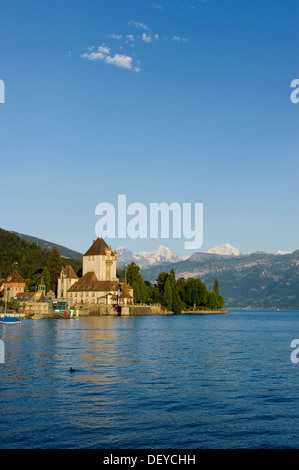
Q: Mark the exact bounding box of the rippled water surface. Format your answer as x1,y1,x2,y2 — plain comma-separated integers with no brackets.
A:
1,311,299,449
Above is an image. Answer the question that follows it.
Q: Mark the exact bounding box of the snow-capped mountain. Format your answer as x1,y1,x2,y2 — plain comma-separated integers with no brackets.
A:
206,243,241,256
275,250,293,255
117,246,189,269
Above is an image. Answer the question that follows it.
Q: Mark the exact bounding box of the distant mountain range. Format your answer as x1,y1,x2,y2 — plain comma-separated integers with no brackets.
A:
140,250,299,310
116,245,188,269
6,230,298,309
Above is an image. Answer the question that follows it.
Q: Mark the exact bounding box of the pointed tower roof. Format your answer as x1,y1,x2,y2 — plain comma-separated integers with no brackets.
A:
119,279,133,298
84,238,110,257
62,265,78,279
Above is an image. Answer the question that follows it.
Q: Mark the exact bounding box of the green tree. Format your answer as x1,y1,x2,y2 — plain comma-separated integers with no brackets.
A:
213,277,219,295
126,262,149,303
172,287,184,314
163,277,173,311
156,272,169,294
184,278,208,309
42,266,52,293
169,268,176,289
27,273,42,292
206,291,219,310
48,247,63,293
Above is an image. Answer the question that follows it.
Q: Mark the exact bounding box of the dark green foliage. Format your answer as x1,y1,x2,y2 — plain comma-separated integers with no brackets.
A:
142,250,299,310
172,287,184,314
27,273,42,292
48,247,63,293
0,229,82,286
41,266,52,293
0,228,49,279
213,277,219,295
154,270,225,312
163,277,173,311
126,262,154,304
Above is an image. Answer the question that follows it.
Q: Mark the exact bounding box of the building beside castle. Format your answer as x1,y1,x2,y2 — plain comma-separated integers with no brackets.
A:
0,271,26,301
57,265,78,299
57,238,133,310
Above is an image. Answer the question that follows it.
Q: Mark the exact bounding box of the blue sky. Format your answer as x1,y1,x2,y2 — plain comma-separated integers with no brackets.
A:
0,0,299,255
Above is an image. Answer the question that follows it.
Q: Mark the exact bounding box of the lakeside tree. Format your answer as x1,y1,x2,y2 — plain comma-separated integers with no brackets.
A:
163,277,173,311
126,262,154,304
48,247,63,294
41,266,52,293
172,286,184,314
213,277,219,295
153,269,225,312
27,273,42,292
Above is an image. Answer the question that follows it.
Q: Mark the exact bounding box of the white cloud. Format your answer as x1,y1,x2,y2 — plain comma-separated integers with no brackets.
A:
81,51,105,61
98,46,110,54
151,4,163,10
127,34,136,41
105,54,133,70
81,45,140,72
128,20,149,30
108,34,122,40
173,36,188,42
142,33,152,43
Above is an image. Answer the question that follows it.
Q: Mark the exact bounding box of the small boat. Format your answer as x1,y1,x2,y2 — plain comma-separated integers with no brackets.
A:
0,316,22,324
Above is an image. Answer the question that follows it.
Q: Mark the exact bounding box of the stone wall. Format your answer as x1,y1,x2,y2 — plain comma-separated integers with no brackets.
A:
130,304,170,315
87,304,119,316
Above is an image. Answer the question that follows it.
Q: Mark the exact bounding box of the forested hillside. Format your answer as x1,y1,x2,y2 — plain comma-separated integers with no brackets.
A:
0,228,82,280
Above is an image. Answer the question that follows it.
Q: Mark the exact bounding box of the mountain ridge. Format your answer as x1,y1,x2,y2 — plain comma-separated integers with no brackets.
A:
11,232,83,261
140,250,299,310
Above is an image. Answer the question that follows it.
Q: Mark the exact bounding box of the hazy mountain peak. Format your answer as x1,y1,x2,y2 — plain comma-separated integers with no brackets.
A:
206,243,241,256
117,245,188,269
275,249,293,255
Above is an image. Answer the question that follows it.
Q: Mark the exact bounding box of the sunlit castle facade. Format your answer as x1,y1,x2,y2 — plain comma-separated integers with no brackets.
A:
58,238,133,308
82,238,118,281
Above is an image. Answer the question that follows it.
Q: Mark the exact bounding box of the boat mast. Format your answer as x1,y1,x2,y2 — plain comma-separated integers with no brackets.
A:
4,288,7,315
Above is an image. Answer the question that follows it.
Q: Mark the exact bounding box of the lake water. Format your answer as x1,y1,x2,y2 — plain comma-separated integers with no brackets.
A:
0,310,299,449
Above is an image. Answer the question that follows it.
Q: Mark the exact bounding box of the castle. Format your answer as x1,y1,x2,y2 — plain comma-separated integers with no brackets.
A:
57,238,133,310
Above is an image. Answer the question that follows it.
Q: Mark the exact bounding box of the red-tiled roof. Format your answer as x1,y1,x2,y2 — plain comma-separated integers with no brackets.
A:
62,265,78,279
83,238,110,257
68,272,119,292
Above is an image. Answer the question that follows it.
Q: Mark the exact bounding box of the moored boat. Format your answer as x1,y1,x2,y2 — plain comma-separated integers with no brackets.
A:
0,316,22,324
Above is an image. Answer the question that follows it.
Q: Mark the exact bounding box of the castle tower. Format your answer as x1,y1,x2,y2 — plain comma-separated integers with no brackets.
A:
57,265,79,299
83,238,118,281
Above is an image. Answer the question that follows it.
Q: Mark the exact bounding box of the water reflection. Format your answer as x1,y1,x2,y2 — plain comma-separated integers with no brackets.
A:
1,312,299,448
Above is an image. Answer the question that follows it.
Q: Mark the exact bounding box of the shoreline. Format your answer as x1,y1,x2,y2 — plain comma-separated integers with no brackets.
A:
179,309,230,315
